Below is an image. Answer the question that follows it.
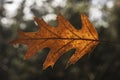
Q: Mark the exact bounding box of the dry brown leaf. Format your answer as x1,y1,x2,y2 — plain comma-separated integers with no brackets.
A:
9,13,99,70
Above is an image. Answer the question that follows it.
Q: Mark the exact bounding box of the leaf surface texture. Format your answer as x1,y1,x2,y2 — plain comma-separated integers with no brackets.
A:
10,14,99,69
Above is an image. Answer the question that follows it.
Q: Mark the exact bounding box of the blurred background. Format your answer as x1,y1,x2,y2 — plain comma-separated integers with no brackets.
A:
0,0,120,80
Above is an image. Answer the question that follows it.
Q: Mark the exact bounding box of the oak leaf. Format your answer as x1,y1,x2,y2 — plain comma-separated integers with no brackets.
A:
9,13,99,70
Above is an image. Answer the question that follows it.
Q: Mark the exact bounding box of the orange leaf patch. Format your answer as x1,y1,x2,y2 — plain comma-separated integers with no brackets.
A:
9,13,99,70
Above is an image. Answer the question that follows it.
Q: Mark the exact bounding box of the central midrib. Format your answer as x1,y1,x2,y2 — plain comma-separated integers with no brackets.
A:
19,38,99,42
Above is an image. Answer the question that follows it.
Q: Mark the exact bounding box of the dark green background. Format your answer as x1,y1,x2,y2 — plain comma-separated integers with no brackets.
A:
0,0,120,80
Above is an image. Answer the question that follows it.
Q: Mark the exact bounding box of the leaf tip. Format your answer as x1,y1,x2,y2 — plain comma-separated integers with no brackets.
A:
80,13,87,19
42,62,54,70
23,56,27,60
24,54,31,60
58,13,62,16
57,13,64,19
42,65,48,70
33,16,39,24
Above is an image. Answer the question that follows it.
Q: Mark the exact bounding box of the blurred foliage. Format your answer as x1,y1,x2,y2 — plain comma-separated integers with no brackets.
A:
0,0,120,80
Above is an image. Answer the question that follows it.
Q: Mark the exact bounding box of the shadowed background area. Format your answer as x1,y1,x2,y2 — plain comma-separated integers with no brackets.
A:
0,0,120,80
